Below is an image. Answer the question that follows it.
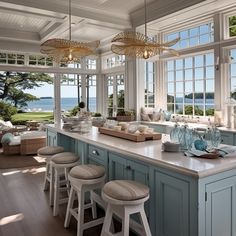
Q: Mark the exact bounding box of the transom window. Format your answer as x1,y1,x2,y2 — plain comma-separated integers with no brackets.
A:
106,55,125,69
86,59,96,70
166,52,215,116
165,22,214,50
145,62,155,107
0,53,25,65
29,55,53,66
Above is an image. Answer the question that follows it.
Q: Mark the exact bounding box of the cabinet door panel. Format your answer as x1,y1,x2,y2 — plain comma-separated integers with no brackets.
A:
155,171,189,236
47,130,57,146
109,153,127,180
206,177,236,236
127,160,149,186
220,132,234,145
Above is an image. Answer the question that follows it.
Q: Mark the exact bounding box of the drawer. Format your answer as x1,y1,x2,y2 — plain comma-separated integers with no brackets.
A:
88,145,106,160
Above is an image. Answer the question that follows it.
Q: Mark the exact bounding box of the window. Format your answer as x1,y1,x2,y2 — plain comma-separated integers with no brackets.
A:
166,52,215,116
229,48,236,99
60,62,81,68
86,59,96,70
106,74,125,116
86,75,97,112
106,55,125,69
0,53,25,65
165,22,214,50
229,15,236,38
145,62,155,107
29,55,53,66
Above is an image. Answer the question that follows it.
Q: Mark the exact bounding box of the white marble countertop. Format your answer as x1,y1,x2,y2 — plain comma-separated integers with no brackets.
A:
48,124,236,179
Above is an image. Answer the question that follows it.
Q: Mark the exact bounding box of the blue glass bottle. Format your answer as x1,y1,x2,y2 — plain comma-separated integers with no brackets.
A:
170,123,180,142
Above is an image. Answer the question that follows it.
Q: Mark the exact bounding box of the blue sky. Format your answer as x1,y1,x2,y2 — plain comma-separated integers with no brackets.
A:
25,84,78,98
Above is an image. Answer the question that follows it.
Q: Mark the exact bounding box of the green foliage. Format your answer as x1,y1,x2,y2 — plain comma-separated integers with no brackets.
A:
6,88,39,108
117,110,135,116
184,105,193,115
206,108,214,116
79,101,85,109
184,92,214,99
93,112,102,117
0,100,17,121
194,106,204,116
0,71,53,108
117,90,124,108
69,105,80,116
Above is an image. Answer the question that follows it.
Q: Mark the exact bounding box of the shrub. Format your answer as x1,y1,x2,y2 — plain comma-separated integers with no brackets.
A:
0,101,17,121
69,105,80,116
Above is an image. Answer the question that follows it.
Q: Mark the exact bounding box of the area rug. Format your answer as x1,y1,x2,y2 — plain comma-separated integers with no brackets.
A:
0,150,46,169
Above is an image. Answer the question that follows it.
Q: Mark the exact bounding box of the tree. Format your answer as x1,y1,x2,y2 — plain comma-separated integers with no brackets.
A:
0,71,53,100
6,88,39,108
0,101,17,120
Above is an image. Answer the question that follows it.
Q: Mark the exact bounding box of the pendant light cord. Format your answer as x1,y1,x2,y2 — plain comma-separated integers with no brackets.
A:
144,0,147,39
69,0,71,41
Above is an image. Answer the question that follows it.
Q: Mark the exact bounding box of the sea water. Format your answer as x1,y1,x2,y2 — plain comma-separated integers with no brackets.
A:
26,97,96,112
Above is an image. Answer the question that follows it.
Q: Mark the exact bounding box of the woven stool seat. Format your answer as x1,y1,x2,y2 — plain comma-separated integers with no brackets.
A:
103,180,149,201
70,164,105,180
101,180,151,236
51,152,79,164
38,146,64,157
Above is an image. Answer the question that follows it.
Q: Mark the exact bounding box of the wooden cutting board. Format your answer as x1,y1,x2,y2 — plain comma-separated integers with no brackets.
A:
98,127,162,142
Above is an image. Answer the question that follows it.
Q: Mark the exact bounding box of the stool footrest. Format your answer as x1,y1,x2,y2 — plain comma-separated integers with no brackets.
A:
82,217,104,231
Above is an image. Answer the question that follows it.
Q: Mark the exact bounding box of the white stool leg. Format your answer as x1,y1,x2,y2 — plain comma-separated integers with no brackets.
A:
101,204,113,235
77,189,85,236
43,161,50,191
64,167,70,196
53,168,60,216
122,208,130,236
49,164,54,206
90,190,97,219
64,186,76,228
140,208,152,236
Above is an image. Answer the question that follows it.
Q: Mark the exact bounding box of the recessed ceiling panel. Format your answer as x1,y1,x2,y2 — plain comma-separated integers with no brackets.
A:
0,12,48,32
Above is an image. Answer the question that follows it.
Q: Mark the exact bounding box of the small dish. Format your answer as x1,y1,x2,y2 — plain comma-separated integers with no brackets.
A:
128,124,138,134
138,125,149,134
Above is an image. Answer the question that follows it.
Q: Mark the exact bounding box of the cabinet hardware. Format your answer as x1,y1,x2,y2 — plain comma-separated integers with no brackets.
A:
205,192,207,201
126,165,131,170
92,150,99,156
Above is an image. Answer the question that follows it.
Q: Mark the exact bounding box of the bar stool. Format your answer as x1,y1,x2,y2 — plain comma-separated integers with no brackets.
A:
64,164,106,236
37,146,64,196
101,180,152,236
50,152,80,216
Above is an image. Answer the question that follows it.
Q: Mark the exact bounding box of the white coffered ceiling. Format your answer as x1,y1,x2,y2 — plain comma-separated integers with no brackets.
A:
0,0,235,54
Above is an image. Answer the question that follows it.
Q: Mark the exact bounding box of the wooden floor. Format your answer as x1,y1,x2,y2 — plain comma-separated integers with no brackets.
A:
0,166,103,236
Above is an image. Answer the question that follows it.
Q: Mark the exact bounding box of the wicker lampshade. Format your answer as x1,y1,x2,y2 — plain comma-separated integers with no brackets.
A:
111,0,179,59
40,0,99,63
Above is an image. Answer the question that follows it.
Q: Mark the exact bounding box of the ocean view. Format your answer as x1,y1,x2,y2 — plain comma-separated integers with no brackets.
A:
26,97,96,112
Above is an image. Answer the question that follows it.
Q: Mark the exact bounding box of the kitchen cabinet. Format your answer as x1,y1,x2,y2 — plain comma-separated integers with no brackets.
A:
205,176,236,236
47,129,57,146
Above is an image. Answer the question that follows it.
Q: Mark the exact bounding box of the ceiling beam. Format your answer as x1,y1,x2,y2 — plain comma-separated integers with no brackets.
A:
0,0,131,29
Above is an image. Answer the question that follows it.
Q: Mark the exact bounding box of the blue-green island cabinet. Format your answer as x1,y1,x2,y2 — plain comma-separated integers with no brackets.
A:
47,129,58,146
46,128,236,236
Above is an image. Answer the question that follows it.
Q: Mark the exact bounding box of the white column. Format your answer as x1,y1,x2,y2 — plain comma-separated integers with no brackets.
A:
54,73,61,127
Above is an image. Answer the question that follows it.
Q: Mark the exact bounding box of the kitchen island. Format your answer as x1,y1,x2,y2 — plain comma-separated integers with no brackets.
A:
47,125,236,236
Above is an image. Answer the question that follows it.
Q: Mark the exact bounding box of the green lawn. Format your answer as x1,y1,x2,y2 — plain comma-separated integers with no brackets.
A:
12,112,54,123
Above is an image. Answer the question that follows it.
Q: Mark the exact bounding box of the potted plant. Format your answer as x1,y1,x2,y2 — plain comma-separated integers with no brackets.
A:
116,110,135,122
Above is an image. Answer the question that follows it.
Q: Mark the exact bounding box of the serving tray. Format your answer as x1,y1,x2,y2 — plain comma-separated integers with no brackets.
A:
98,127,162,142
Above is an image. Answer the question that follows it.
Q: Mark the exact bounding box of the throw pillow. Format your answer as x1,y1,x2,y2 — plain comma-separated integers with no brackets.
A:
141,113,151,121
1,133,14,144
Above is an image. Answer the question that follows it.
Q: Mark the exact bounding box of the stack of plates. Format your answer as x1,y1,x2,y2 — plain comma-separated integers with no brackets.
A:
162,141,181,152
